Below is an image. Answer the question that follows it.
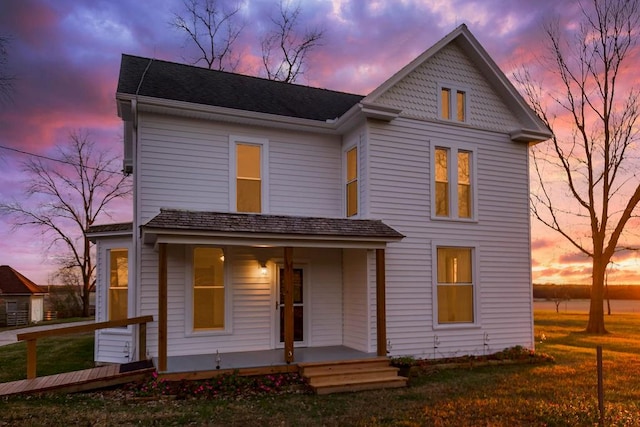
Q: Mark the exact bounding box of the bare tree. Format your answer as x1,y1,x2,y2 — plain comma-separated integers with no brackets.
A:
516,0,640,333
0,35,14,103
171,0,244,71
0,131,132,317
261,0,324,83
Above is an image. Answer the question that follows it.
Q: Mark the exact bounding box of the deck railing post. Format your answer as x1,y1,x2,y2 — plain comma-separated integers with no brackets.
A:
16,315,154,379
139,322,147,361
26,339,37,379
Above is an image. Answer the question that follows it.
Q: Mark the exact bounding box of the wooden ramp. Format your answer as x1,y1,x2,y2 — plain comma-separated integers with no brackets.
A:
0,362,155,397
299,357,407,395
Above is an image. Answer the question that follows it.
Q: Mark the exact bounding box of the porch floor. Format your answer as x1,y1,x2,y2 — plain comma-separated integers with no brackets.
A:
158,346,377,373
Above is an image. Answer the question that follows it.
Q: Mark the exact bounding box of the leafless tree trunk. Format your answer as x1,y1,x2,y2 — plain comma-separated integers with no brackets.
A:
171,0,244,71
261,0,324,83
515,0,640,333
0,35,14,104
0,131,132,317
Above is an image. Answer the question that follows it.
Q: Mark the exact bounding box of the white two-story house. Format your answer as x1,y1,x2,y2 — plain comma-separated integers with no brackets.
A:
89,24,551,380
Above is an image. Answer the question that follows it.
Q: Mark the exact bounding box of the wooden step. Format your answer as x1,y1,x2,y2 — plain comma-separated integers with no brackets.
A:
307,366,400,386
298,357,408,395
299,357,390,377
314,377,408,395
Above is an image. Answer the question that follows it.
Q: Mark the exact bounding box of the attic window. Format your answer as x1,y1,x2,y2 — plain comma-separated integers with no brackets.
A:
439,85,467,122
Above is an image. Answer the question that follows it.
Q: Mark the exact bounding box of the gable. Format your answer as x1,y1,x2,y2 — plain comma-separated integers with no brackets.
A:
0,265,47,295
374,41,521,133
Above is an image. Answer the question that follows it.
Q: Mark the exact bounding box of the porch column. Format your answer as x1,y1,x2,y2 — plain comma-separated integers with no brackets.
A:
376,248,387,356
158,243,168,372
283,246,294,363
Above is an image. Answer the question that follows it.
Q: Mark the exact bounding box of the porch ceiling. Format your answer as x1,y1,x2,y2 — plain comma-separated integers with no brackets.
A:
141,209,404,249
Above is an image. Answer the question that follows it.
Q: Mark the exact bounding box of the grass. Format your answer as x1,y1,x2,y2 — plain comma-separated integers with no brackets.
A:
1,311,639,426
0,332,94,383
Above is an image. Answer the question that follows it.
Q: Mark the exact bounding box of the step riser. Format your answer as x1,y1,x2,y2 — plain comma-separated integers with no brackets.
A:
301,361,390,377
307,367,399,385
314,380,407,395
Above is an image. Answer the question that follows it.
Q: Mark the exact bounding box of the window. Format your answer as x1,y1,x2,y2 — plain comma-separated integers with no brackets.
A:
439,84,467,122
192,247,225,330
108,249,128,321
433,145,475,220
236,143,261,213
346,147,358,217
230,136,269,213
436,247,474,324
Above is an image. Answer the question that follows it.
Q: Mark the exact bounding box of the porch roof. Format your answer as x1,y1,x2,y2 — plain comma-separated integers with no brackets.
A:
141,209,404,249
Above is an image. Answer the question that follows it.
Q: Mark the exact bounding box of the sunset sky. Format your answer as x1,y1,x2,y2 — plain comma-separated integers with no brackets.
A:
0,0,638,286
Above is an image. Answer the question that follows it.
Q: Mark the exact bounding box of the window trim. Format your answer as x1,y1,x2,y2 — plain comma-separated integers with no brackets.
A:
184,245,232,336
430,142,478,221
431,241,481,330
344,144,359,218
438,83,469,123
229,135,269,213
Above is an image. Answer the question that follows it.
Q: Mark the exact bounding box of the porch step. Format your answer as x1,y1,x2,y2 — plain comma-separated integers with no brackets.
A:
298,357,407,395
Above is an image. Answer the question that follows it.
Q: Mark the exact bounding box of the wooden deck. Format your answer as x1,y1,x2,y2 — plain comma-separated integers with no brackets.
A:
0,363,155,397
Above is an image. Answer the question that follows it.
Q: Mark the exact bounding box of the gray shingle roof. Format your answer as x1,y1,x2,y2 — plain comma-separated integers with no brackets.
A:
143,209,403,240
87,222,133,235
117,54,364,121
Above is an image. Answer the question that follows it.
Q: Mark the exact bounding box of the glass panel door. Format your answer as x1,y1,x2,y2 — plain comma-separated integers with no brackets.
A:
278,268,305,345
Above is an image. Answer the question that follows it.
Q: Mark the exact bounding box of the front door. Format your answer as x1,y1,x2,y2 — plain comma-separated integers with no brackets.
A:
276,267,306,347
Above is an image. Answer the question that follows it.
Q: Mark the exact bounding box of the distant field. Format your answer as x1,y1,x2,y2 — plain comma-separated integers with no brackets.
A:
534,298,640,313
533,284,640,300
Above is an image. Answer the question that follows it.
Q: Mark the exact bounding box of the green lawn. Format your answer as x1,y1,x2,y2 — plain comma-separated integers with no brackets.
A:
1,311,639,426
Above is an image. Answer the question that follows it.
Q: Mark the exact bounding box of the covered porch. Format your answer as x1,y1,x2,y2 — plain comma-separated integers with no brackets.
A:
142,209,404,373
158,345,376,373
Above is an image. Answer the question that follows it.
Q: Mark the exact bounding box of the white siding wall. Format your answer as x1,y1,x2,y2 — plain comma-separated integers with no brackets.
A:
137,114,343,223
367,116,533,358
343,249,369,352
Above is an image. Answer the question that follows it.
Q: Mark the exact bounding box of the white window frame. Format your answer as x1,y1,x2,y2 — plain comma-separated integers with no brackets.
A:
430,142,477,221
100,239,133,334
229,135,270,213
184,245,232,336
431,241,481,330
344,143,359,218
438,83,469,123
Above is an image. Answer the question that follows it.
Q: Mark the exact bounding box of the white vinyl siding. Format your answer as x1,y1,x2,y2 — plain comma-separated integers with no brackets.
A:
136,114,342,223
367,116,533,358
343,249,370,352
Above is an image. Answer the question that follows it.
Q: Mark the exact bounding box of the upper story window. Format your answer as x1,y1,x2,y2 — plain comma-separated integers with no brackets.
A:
439,84,467,122
108,248,128,321
230,136,269,213
346,146,358,217
193,247,226,330
433,144,476,220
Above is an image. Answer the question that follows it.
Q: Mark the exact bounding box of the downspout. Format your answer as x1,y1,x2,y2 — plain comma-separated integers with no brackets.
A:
131,58,152,361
